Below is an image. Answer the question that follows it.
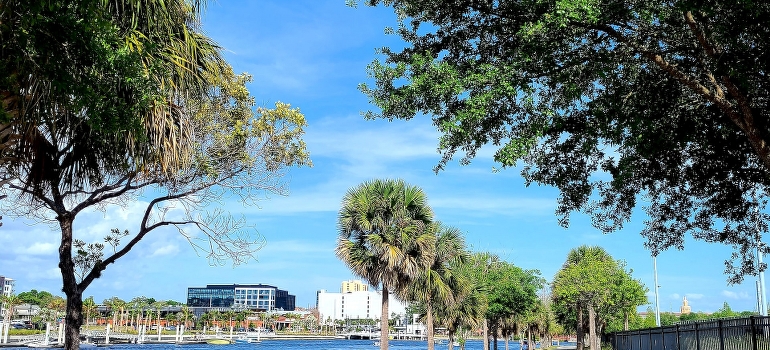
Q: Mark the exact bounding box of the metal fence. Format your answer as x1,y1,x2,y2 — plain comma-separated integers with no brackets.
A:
610,316,770,350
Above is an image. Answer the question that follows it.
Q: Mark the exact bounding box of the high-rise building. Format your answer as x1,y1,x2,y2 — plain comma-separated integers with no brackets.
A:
341,279,368,293
316,288,406,321
186,284,295,312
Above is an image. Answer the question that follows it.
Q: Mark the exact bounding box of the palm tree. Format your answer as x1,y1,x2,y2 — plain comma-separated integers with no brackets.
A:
1,294,22,325
180,305,193,331
336,179,435,350
434,272,484,350
82,297,97,327
404,223,467,350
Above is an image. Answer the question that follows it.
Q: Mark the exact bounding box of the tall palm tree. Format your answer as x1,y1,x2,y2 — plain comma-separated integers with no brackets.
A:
82,297,97,327
336,179,435,350
404,223,467,350
180,305,193,331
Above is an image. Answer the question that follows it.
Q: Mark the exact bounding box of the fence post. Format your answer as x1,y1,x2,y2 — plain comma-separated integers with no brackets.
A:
694,322,700,350
649,328,653,350
660,326,665,350
718,319,724,350
675,324,680,350
751,316,758,350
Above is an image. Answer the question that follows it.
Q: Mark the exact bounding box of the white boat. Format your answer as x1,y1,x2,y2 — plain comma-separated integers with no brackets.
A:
26,341,61,348
235,331,262,344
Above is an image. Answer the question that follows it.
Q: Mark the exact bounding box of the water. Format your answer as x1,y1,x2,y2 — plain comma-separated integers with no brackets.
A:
1,339,533,350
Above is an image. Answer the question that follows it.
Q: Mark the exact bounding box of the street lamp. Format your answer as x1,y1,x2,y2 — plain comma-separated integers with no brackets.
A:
654,254,661,327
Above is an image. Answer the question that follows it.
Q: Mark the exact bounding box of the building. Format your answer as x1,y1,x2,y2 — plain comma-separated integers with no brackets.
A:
186,284,295,312
680,296,692,314
0,276,14,319
316,289,407,322
341,280,368,293
0,276,13,297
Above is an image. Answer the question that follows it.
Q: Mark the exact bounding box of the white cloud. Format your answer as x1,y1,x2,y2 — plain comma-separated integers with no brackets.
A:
670,293,681,300
150,244,180,257
721,290,750,300
17,242,57,255
26,268,62,281
685,293,705,300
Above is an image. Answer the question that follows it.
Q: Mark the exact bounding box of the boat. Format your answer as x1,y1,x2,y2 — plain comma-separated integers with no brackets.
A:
26,341,62,348
235,333,261,344
206,338,233,345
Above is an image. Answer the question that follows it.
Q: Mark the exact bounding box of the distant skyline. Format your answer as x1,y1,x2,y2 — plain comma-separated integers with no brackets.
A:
0,0,764,314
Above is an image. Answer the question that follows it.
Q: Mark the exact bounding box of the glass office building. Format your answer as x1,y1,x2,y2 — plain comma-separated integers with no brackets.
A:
187,284,295,311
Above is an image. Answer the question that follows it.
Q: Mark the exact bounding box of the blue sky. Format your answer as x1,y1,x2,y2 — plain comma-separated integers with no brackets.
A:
0,0,762,314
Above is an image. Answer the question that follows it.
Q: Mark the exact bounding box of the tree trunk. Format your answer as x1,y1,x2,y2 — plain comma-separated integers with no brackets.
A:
448,329,454,350
504,329,509,350
624,311,629,331
59,215,84,350
527,326,533,350
491,322,498,350
426,295,434,350
483,319,489,350
588,304,596,350
576,303,584,350
380,287,389,350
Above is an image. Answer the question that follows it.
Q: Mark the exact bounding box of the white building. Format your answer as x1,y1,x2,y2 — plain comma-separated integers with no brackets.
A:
316,289,407,322
0,276,14,318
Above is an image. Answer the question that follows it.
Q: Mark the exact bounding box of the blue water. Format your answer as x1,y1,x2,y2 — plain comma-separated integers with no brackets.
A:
1,339,534,350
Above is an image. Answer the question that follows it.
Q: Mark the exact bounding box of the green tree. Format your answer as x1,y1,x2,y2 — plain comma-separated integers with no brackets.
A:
355,0,770,283
17,290,55,307
486,262,543,350
335,178,435,350
602,263,648,331
82,297,97,326
712,302,739,319
553,246,617,350
0,2,309,350
403,223,467,350
1,294,21,325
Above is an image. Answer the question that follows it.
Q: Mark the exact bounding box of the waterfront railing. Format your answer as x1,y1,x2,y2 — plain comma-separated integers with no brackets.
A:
610,316,770,350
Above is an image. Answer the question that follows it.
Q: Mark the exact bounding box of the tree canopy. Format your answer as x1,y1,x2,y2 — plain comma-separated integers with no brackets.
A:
0,1,310,349
356,0,770,282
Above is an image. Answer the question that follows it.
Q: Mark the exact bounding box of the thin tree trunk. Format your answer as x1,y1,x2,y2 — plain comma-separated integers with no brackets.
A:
527,327,533,350
588,304,596,350
492,322,498,350
380,287,389,350
576,303,584,350
426,296,434,350
624,311,629,331
448,329,454,350
483,319,489,350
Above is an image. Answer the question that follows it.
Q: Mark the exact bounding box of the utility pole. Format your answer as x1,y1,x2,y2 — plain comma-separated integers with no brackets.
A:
654,255,661,327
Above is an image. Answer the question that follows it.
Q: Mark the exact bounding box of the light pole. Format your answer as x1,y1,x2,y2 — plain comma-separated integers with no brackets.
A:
754,190,767,316
654,255,661,327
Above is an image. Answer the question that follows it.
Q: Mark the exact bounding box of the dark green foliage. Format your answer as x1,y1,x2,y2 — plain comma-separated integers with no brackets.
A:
16,290,55,307
0,0,159,191
359,0,770,283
